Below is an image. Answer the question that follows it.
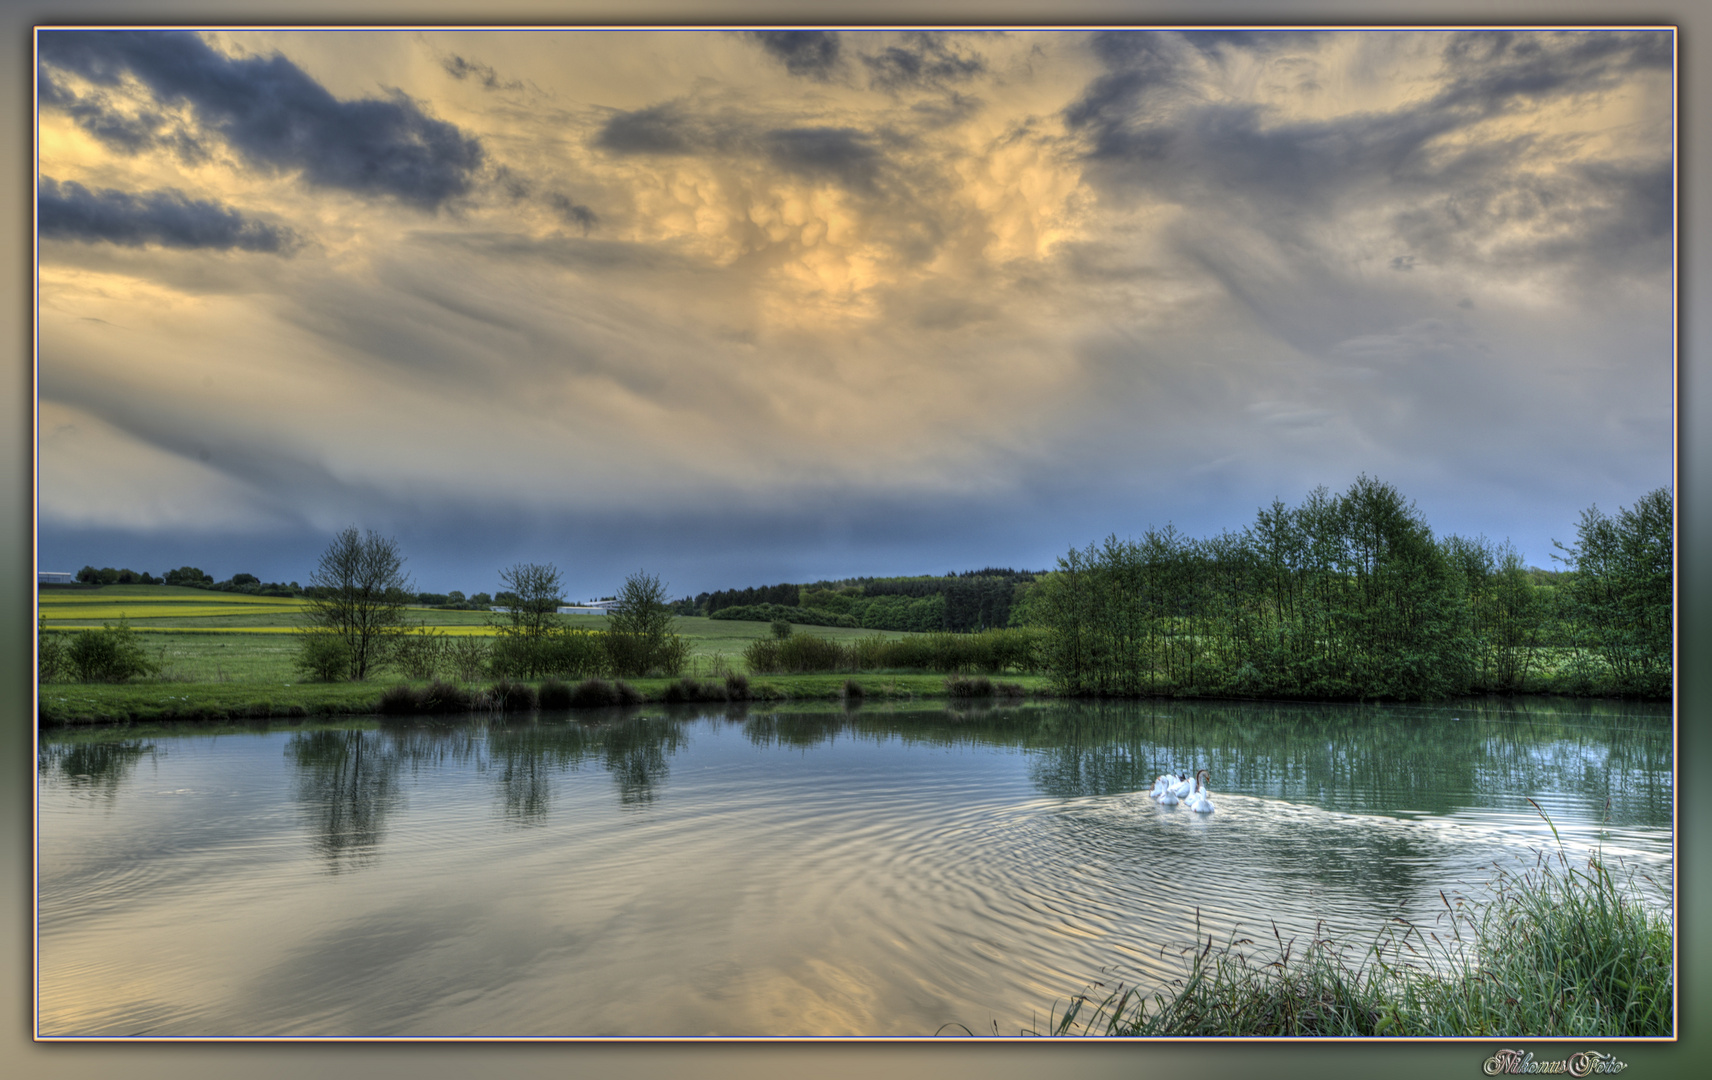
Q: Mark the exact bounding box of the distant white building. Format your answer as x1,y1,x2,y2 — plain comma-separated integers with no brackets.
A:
558,600,618,615
38,571,74,585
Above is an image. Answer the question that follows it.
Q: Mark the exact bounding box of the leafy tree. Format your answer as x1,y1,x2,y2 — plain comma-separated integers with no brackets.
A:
301,528,412,680
1554,488,1672,697
164,566,212,587
606,570,687,677
488,562,566,679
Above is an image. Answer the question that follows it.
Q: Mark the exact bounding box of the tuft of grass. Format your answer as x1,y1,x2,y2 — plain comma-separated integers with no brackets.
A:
537,677,573,710
1043,809,1672,1038
944,675,994,698
487,678,538,713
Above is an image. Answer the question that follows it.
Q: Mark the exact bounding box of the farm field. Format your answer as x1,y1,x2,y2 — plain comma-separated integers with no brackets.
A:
38,585,929,682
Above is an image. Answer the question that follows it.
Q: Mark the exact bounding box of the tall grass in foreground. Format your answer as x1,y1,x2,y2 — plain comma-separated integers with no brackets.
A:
1042,807,1671,1038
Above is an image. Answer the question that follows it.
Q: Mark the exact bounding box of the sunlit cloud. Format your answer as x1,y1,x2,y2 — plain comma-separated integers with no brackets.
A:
35,28,1674,590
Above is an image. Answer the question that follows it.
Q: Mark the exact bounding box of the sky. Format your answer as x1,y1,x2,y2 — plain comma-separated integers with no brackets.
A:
34,27,1675,598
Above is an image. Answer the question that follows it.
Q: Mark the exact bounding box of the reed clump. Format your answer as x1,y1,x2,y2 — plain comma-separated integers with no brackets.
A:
1045,815,1671,1038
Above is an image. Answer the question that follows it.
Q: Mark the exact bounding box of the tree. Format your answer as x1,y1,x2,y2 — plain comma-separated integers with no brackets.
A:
300,528,412,680
1553,488,1672,697
606,570,687,677
489,562,566,678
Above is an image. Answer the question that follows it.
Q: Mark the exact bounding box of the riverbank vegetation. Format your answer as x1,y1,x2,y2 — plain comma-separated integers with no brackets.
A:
1043,821,1671,1037
1029,479,1671,701
38,479,1671,718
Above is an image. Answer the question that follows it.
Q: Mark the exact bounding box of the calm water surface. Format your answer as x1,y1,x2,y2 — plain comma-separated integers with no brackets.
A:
37,696,1673,1037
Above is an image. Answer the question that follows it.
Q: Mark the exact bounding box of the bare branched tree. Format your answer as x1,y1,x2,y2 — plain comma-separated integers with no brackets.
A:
302,528,412,680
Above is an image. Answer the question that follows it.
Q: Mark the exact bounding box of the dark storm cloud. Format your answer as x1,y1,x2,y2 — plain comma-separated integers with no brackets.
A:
861,32,986,91
595,103,888,195
761,127,881,189
440,53,523,91
1179,30,1330,57
37,30,483,209
548,192,597,233
594,102,703,155
1436,30,1671,111
742,30,843,81
38,177,298,253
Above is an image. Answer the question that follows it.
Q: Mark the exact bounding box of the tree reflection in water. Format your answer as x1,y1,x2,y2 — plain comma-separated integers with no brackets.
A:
38,740,159,802
286,730,404,871
270,695,1666,872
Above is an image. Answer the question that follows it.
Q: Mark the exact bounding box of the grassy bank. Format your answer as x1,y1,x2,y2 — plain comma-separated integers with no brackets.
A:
38,672,1057,725
1040,820,1671,1038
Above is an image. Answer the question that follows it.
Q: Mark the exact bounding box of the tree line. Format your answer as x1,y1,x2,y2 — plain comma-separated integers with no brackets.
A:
293,528,687,684
697,568,1040,632
1027,477,1670,700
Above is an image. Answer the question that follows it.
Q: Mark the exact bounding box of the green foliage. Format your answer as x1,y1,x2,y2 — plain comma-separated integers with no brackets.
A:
710,602,858,628
66,617,159,682
605,570,687,678
389,622,447,681
301,528,413,680
1553,488,1672,698
770,620,793,639
293,632,354,682
1050,838,1671,1038
1040,478,1476,700
445,635,490,682
38,617,69,683
744,627,1044,675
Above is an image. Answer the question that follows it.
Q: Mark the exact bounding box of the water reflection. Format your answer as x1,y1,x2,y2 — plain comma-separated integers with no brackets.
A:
37,696,1672,1037
287,730,404,870
186,696,1680,871
38,740,159,801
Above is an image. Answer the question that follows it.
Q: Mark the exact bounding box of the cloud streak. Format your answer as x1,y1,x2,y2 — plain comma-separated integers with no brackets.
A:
38,30,484,209
38,178,298,252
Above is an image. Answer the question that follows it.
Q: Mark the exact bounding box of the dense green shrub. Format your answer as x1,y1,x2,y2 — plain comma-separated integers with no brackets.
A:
536,677,574,710
38,618,68,683
66,618,159,682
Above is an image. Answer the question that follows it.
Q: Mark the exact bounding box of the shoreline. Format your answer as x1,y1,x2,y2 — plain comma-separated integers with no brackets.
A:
36,675,1667,728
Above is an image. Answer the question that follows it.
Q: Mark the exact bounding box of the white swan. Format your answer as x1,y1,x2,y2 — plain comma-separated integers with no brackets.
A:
1170,772,1195,799
1156,776,1180,805
1187,770,1214,814
1150,774,1173,800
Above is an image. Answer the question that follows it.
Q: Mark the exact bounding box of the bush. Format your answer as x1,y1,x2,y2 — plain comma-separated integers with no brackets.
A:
569,678,620,708
537,677,574,710
376,683,423,715
662,677,727,703
446,635,490,682
487,678,538,712
945,675,994,698
724,673,752,701
842,679,865,701
67,618,158,682
38,618,68,683
391,623,446,681
771,620,793,639
294,632,353,682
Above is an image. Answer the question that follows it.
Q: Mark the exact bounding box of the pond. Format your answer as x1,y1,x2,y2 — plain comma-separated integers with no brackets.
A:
36,696,1673,1037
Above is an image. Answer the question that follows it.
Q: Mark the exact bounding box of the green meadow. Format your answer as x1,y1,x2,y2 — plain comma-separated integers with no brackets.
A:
37,584,987,723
